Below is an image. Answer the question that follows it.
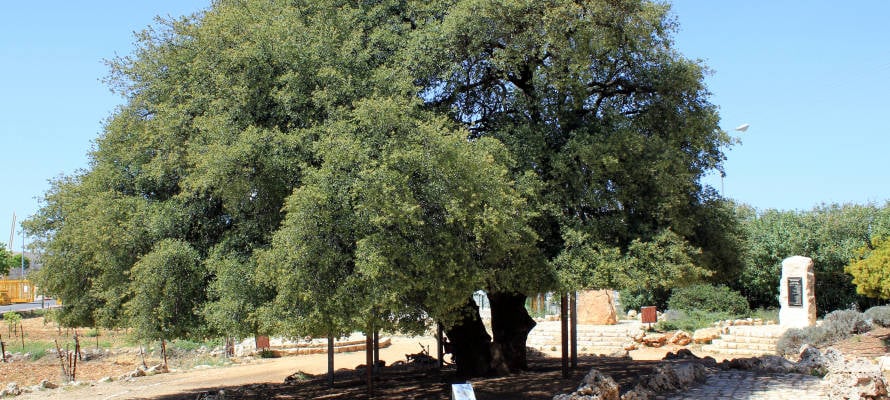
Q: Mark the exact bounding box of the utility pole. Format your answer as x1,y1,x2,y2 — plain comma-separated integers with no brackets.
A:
21,229,25,278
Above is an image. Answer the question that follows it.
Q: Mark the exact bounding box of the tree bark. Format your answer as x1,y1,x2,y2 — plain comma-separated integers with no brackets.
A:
489,291,536,372
445,297,492,378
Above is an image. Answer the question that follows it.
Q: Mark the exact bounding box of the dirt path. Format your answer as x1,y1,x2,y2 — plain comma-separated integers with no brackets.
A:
15,336,439,400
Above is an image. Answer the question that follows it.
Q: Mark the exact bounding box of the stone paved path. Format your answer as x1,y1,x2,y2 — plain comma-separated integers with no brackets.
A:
664,370,828,400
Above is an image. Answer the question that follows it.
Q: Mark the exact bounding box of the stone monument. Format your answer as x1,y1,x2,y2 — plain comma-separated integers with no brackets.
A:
778,256,817,328
576,289,618,325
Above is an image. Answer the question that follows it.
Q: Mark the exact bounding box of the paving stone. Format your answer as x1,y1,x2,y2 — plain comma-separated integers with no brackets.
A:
664,370,827,400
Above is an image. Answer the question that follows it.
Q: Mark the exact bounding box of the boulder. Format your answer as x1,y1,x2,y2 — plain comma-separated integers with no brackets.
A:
38,379,58,389
147,363,169,374
626,309,638,319
824,356,888,400
795,344,828,375
553,369,620,400
576,290,618,325
640,333,667,348
668,331,692,346
3,382,22,396
623,362,709,399
692,327,722,344
662,349,699,360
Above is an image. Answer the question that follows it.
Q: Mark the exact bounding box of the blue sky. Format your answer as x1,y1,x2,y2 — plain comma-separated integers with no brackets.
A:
2,1,890,249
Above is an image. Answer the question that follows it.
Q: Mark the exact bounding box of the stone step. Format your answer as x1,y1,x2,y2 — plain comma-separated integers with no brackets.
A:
700,345,777,356
706,340,776,352
712,335,780,345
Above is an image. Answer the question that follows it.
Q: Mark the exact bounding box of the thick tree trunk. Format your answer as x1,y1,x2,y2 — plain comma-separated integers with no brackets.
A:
489,291,536,372
445,297,492,378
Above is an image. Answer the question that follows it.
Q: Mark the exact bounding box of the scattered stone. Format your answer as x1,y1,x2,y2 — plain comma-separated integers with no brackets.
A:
121,367,146,380
668,330,692,346
622,342,637,351
38,379,58,389
756,355,796,373
692,327,722,344
622,362,710,399
147,363,169,374
879,355,890,373
795,344,828,376
662,349,699,361
553,368,620,400
98,376,114,383
195,390,227,400
639,333,666,348
2,382,22,397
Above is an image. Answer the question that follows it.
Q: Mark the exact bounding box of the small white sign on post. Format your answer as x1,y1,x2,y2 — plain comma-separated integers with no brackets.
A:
452,383,477,400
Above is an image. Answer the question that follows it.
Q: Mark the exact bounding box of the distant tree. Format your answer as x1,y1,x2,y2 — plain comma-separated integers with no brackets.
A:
11,254,30,272
738,203,888,312
0,244,11,276
846,237,890,300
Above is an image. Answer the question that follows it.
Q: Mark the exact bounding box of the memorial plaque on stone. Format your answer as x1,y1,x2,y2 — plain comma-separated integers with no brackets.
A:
787,277,802,307
779,256,817,328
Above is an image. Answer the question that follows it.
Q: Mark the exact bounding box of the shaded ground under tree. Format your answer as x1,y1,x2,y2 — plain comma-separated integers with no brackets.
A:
147,355,667,400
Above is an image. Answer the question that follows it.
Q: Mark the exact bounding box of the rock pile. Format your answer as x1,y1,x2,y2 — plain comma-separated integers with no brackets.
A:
555,344,890,400
630,330,691,348
553,369,620,400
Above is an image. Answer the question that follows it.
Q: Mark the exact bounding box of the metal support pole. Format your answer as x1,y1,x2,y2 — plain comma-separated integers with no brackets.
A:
373,329,380,366
366,329,373,396
560,293,569,378
327,333,335,387
436,323,444,368
570,291,578,368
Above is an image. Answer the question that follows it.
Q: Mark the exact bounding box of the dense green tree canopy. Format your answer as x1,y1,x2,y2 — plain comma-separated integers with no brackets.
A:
25,0,734,373
737,203,890,312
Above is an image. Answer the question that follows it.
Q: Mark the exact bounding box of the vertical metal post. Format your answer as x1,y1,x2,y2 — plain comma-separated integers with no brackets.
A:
560,293,569,378
366,329,373,396
373,329,380,366
436,323,444,368
570,291,578,368
327,332,335,387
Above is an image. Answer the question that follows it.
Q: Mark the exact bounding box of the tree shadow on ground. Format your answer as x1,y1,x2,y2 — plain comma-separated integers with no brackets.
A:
139,354,666,400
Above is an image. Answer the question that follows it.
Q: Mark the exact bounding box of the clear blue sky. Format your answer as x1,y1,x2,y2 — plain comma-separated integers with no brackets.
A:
2,1,890,249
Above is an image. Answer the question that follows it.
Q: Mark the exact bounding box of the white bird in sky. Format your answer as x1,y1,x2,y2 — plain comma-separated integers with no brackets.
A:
734,123,750,132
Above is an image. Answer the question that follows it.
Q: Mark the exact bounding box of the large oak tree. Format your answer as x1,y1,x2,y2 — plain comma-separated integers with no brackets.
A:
26,0,732,377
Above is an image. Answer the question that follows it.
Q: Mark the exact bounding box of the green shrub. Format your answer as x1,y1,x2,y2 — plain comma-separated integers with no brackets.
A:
259,349,278,358
84,328,100,338
749,308,779,322
776,309,872,355
655,310,732,332
865,305,890,327
667,284,750,316
172,339,203,352
823,309,871,337
776,328,808,356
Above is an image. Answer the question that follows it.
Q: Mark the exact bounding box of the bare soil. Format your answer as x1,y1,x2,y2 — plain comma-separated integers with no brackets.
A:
5,317,886,400
830,326,890,358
